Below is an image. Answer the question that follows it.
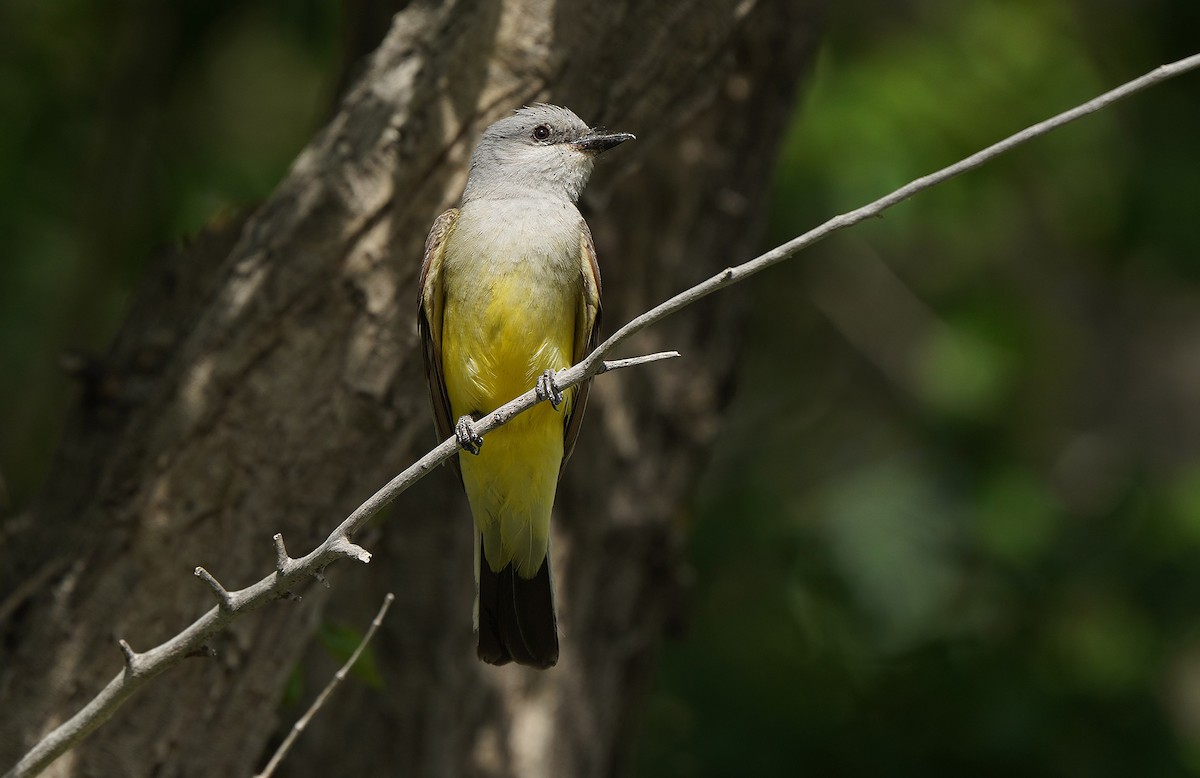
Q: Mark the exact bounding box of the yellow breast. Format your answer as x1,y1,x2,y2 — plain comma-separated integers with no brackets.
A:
435,199,585,576
439,198,584,417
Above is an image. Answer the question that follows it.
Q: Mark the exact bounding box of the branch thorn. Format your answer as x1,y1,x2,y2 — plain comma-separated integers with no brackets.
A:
330,536,372,565
194,566,235,610
117,638,138,672
273,533,293,575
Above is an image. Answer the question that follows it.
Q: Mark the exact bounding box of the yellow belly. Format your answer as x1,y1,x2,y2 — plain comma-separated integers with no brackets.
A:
441,272,578,578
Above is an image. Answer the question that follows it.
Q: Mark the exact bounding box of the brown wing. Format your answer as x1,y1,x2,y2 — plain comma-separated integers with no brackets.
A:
560,221,603,476
417,208,460,470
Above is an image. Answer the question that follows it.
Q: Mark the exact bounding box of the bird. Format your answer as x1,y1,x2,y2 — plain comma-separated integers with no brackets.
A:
418,104,634,667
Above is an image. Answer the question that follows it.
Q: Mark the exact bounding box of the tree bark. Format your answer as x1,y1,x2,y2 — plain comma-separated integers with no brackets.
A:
0,0,824,775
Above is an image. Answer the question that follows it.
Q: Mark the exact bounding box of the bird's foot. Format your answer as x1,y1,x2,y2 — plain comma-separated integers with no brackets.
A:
536,369,564,410
455,415,484,455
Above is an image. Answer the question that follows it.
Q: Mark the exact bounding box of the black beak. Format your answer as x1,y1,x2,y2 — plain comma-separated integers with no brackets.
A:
571,128,635,155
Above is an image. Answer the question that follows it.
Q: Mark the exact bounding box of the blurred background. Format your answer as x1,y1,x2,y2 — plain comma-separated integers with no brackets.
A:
2,0,1198,775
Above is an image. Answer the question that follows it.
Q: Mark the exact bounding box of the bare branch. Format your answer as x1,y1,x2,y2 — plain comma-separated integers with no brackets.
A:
255,593,396,778
7,52,1198,778
565,52,1200,387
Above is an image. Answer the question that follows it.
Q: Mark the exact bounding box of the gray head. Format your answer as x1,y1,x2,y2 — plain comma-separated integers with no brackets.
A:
461,104,634,205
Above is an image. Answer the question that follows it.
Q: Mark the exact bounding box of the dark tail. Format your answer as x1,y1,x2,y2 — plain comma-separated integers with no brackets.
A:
476,551,559,669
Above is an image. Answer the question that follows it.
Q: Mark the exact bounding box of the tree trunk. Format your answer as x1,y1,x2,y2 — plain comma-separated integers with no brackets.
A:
0,0,824,775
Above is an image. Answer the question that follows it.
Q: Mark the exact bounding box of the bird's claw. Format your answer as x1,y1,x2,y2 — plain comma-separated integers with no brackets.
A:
536,369,564,410
455,415,483,455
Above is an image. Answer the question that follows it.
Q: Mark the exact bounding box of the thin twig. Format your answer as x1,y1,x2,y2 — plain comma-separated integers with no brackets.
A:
598,350,681,373
6,52,1199,778
255,593,395,778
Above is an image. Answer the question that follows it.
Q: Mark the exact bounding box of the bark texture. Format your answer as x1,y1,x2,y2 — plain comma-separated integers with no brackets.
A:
0,0,824,775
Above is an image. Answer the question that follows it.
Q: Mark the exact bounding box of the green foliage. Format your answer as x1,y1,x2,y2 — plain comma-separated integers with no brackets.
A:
278,618,384,713
318,622,384,688
0,0,339,505
640,0,1200,775
4,0,1199,773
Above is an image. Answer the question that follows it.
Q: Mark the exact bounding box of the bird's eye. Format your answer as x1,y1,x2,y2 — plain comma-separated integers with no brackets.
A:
532,124,551,141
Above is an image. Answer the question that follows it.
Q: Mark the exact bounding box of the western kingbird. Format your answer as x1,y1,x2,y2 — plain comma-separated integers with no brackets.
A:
418,105,633,668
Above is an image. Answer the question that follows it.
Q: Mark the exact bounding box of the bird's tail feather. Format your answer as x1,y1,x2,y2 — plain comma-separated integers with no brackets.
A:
476,541,558,668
